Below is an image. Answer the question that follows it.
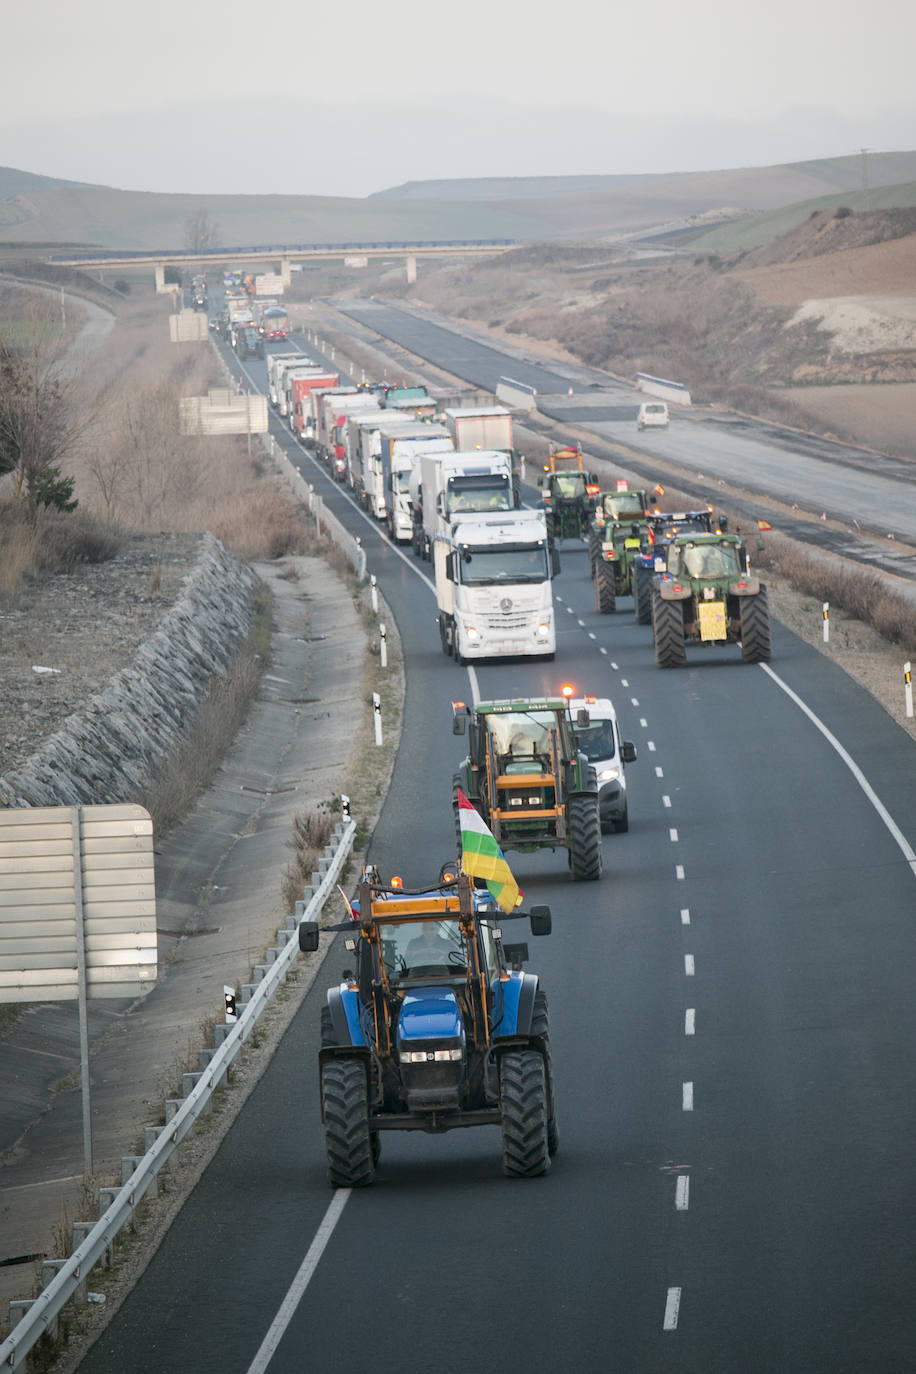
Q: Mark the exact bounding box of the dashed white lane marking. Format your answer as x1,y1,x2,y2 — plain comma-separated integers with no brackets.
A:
640,717,648,727
621,678,629,687
676,864,685,880
663,795,671,807
761,663,916,881
647,741,656,751
578,618,586,626
663,1287,681,1331
669,828,679,842
682,1082,694,1111
600,646,607,655
566,606,574,614
681,908,690,924
588,632,596,640
685,1008,696,1035
246,1189,351,1374
684,955,695,976
631,697,640,707
675,1175,690,1210
610,661,619,670
655,766,664,778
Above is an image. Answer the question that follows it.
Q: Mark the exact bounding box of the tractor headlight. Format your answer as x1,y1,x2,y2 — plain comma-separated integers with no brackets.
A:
401,1048,463,1063
597,767,620,782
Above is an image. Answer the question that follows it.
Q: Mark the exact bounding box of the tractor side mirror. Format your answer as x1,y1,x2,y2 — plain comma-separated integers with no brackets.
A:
298,921,319,953
738,543,749,571
453,713,467,736
719,515,729,531
621,741,637,764
529,905,552,936
503,942,529,969
576,708,590,726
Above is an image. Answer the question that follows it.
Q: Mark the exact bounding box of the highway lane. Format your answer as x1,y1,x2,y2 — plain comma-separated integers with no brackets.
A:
335,298,916,548
76,332,916,1373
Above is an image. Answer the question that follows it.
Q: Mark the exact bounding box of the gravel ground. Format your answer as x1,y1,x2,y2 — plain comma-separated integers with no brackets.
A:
0,533,204,777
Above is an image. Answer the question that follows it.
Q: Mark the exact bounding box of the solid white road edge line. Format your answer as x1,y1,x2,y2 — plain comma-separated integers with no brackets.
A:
246,1189,351,1374
760,664,916,880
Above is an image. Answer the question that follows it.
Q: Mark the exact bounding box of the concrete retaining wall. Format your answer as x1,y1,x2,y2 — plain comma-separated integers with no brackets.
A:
636,372,692,407
0,535,255,809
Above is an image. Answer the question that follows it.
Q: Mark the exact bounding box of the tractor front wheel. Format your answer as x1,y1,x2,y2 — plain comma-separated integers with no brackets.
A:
740,587,772,663
633,565,654,624
595,562,616,614
500,1050,550,1178
653,595,687,668
321,1059,376,1188
567,794,602,881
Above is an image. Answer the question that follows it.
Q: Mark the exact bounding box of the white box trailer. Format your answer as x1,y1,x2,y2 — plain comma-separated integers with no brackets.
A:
434,509,557,662
444,406,521,497
346,412,428,507
314,389,381,479
268,353,313,411
379,426,454,538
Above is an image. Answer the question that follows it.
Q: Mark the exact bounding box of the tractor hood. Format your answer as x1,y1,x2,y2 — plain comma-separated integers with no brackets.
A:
397,987,463,1044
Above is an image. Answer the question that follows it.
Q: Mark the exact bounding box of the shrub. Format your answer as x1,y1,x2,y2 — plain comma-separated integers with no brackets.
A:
834,206,853,219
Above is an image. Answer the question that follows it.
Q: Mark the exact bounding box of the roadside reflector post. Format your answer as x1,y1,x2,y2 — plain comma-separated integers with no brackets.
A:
379,623,388,668
370,574,378,613
373,693,383,746
822,602,829,643
224,986,237,1024
906,662,913,719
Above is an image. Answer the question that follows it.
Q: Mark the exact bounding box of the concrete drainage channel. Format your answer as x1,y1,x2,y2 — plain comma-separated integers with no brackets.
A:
0,818,356,1370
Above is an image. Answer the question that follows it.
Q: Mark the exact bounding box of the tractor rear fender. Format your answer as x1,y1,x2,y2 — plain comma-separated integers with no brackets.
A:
658,582,693,602
727,577,762,597
491,970,538,1037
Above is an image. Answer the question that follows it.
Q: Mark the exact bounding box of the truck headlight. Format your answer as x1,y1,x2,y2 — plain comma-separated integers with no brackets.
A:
465,626,480,641
536,621,551,637
597,766,620,782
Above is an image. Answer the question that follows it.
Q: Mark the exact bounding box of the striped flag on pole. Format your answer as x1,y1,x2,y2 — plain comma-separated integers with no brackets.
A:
456,787,522,915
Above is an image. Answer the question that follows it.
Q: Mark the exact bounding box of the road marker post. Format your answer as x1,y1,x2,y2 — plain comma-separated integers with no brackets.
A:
822,602,829,643
906,662,913,719
379,624,388,668
373,693,383,746
370,574,378,613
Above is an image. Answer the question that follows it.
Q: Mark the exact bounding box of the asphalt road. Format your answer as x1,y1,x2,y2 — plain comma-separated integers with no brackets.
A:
335,299,916,571
73,323,916,1373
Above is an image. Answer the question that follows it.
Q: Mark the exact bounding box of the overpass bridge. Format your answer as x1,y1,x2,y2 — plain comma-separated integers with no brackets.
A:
48,239,518,289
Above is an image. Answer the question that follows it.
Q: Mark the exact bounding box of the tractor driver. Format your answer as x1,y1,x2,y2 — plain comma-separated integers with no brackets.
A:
404,922,454,974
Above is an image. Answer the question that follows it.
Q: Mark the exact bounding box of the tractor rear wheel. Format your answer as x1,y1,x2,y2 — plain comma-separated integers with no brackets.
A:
740,587,772,663
595,562,616,614
532,990,559,1155
567,794,602,881
633,565,653,624
544,511,556,544
500,1050,550,1177
588,530,601,577
653,596,687,668
320,1005,335,1048
321,1059,376,1188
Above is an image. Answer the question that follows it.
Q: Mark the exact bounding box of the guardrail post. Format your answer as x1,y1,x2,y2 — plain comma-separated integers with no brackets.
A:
905,661,913,718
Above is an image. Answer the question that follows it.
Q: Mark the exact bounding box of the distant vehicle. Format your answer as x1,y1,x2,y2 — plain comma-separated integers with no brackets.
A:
566,695,637,833
235,326,264,360
637,401,669,430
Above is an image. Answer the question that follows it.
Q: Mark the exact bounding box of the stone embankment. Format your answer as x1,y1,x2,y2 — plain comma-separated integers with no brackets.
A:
0,534,255,809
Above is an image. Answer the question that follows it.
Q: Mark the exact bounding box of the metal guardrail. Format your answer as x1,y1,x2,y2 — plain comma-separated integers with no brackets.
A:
269,437,368,581
0,818,356,1371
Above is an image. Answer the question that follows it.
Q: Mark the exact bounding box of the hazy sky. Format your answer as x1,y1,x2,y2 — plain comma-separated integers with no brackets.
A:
3,0,913,196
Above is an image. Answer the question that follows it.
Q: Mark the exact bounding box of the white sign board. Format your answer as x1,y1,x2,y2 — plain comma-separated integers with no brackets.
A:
169,310,209,342
256,273,284,296
344,256,368,269
0,804,157,1002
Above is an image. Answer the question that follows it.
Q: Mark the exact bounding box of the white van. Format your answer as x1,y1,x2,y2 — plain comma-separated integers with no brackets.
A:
637,401,669,430
567,695,637,833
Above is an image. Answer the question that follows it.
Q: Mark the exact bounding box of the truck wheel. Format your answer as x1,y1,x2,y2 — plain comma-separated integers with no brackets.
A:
633,566,653,625
500,1050,550,1178
653,596,687,668
531,990,559,1155
595,563,616,614
614,802,629,834
567,794,602,881
740,586,772,663
320,1059,376,1188
438,613,451,656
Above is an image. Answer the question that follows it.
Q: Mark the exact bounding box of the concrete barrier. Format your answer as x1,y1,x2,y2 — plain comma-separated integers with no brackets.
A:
636,372,692,407
496,376,538,412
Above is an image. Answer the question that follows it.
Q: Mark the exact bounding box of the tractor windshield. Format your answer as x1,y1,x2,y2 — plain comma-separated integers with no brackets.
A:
381,920,467,980
554,474,587,498
669,542,741,579
485,710,556,760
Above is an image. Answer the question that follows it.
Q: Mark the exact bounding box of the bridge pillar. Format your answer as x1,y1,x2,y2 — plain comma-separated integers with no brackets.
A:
280,257,291,286
406,254,417,285
154,263,166,293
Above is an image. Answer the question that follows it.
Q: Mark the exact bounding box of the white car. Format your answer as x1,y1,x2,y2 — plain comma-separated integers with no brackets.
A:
568,695,637,833
637,401,669,430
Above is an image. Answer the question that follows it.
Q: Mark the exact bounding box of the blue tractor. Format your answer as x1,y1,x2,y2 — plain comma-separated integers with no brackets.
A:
298,866,556,1186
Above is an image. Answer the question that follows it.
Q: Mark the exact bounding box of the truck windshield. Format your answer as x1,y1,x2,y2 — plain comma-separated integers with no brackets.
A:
393,470,412,493
447,475,511,515
459,546,548,585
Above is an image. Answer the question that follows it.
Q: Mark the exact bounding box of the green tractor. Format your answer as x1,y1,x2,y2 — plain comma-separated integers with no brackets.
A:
651,532,771,667
588,488,652,613
538,445,600,542
452,695,602,881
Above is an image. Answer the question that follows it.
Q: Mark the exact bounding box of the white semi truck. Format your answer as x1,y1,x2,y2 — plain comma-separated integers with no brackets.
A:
411,449,516,559
379,425,454,539
312,388,381,476
433,509,558,662
267,352,311,408
443,406,521,500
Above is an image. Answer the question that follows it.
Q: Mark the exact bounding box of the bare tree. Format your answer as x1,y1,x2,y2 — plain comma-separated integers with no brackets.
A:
183,208,222,254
